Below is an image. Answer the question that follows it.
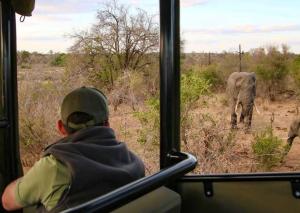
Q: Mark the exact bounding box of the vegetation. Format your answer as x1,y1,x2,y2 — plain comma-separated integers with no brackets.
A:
134,97,160,145
198,65,222,89
51,53,66,67
251,45,290,100
290,55,300,90
68,0,159,87
181,70,211,144
252,126,285,170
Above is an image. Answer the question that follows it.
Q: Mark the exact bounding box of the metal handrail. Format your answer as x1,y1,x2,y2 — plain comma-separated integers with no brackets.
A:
62,152,197,213
0,119,8,128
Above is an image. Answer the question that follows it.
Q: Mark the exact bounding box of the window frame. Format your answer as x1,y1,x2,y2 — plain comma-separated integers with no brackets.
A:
0,0,22,188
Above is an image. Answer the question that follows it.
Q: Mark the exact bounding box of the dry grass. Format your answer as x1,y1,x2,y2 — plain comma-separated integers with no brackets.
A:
18,63,300,175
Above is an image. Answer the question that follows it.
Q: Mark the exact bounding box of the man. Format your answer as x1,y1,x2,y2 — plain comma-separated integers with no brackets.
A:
2,86,145,212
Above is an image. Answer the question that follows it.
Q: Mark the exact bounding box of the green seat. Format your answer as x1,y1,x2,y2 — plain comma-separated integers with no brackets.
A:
112,186,181,213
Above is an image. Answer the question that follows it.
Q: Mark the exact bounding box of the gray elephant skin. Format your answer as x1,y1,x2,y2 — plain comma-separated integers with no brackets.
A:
287,118,300,146
227,72,256,129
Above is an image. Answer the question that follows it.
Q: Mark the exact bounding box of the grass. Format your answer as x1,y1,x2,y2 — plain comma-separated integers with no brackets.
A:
18,51,300,175
252,126,285,170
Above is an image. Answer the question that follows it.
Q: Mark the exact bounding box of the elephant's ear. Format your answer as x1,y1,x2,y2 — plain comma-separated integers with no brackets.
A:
297,120,300,132
235,76,243,88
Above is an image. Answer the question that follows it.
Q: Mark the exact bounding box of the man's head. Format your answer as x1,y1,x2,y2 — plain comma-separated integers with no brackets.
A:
57,87,109,135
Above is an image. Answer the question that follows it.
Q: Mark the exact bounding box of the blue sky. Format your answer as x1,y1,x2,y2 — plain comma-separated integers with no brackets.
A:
16,0,300,53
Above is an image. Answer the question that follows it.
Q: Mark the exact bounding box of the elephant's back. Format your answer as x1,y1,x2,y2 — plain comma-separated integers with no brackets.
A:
228,72,255,81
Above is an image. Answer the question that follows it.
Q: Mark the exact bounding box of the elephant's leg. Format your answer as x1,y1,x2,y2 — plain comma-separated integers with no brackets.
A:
245,103,254,129
240,103,245,123
230,99,238,129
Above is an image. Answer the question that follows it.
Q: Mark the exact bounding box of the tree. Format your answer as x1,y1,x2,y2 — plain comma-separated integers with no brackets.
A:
69,0,159,87
251,45,289,100
51,53,66,67
290,55,300,90
18,50,31,65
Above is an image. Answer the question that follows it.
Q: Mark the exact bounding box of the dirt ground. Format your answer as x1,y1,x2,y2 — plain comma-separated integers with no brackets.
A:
200,93,300,172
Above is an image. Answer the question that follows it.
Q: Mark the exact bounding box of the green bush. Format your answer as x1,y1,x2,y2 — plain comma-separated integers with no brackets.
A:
199,65,222,89
51,53,66,67
252,127,285,170
290,55,300,89
134,97,160,145
181,71,211,144
135,69,211,145
253,46,289,100
181,70,211,111
18,50,30,65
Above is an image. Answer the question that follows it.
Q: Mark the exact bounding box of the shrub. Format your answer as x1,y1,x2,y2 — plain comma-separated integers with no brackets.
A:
199,65,222,89
181,70,211,144
134,97,160,145
252,126,285,170
135,69,211,145
18,50,30,65
182,114,244,174
252,45,289,100
51,53,66,67
110,71,146,111
290,55,300,90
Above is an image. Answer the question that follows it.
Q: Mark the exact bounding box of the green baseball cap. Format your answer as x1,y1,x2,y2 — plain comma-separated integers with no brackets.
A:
61,87,109,129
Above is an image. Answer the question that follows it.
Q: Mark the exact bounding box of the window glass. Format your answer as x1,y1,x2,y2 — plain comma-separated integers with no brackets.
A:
180,0,300,174
17,1,160,175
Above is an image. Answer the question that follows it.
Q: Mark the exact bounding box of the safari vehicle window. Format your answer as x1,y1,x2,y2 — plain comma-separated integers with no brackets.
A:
180,0,300,174
17,0,160,175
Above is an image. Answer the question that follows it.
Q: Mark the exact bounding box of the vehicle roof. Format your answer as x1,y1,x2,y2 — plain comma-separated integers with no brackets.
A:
10,0,35,16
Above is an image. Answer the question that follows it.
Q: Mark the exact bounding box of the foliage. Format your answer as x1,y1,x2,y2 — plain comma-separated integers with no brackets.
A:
181,70,211,113
251,45,289,100
252,126,285,170
181,70,212,144
110,71,147,111
182,113,241,174
69,0,159,87
135,69,211,145
134,97,160,145
18,50,31,65
290,55,300,90
51,53,66,67
199,65,222,89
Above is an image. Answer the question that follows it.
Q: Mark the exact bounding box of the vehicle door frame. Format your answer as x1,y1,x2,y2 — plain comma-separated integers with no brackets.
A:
0,0,22,198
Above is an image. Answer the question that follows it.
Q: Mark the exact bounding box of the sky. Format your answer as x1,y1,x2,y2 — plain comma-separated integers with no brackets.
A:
16,0,300,53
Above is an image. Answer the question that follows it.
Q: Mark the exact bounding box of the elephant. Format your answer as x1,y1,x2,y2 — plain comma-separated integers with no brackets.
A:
287,118,300,146
227,72,256,129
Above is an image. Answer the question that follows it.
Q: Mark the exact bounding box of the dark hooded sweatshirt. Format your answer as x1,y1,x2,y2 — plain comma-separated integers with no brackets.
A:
39,126,145,212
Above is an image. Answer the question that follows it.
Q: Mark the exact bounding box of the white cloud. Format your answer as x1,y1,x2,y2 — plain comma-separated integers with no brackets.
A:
181,0,208,7
183,30,300,53
129,0,140,6
34,0,100,15
184,24,300,34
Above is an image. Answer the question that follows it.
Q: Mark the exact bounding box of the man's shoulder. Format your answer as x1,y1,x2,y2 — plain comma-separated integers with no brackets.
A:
15,155,71,211
26,154,70,181
38,155,67,169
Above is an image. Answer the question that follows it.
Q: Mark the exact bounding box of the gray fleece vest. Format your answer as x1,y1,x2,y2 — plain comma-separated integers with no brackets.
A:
39,126,145,213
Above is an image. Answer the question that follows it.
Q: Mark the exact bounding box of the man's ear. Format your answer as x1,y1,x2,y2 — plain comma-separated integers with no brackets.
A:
104,120,110,127
57,120,68,136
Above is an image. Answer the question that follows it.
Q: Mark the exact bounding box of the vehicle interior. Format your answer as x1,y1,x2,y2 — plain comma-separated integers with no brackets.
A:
1,0,300,212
